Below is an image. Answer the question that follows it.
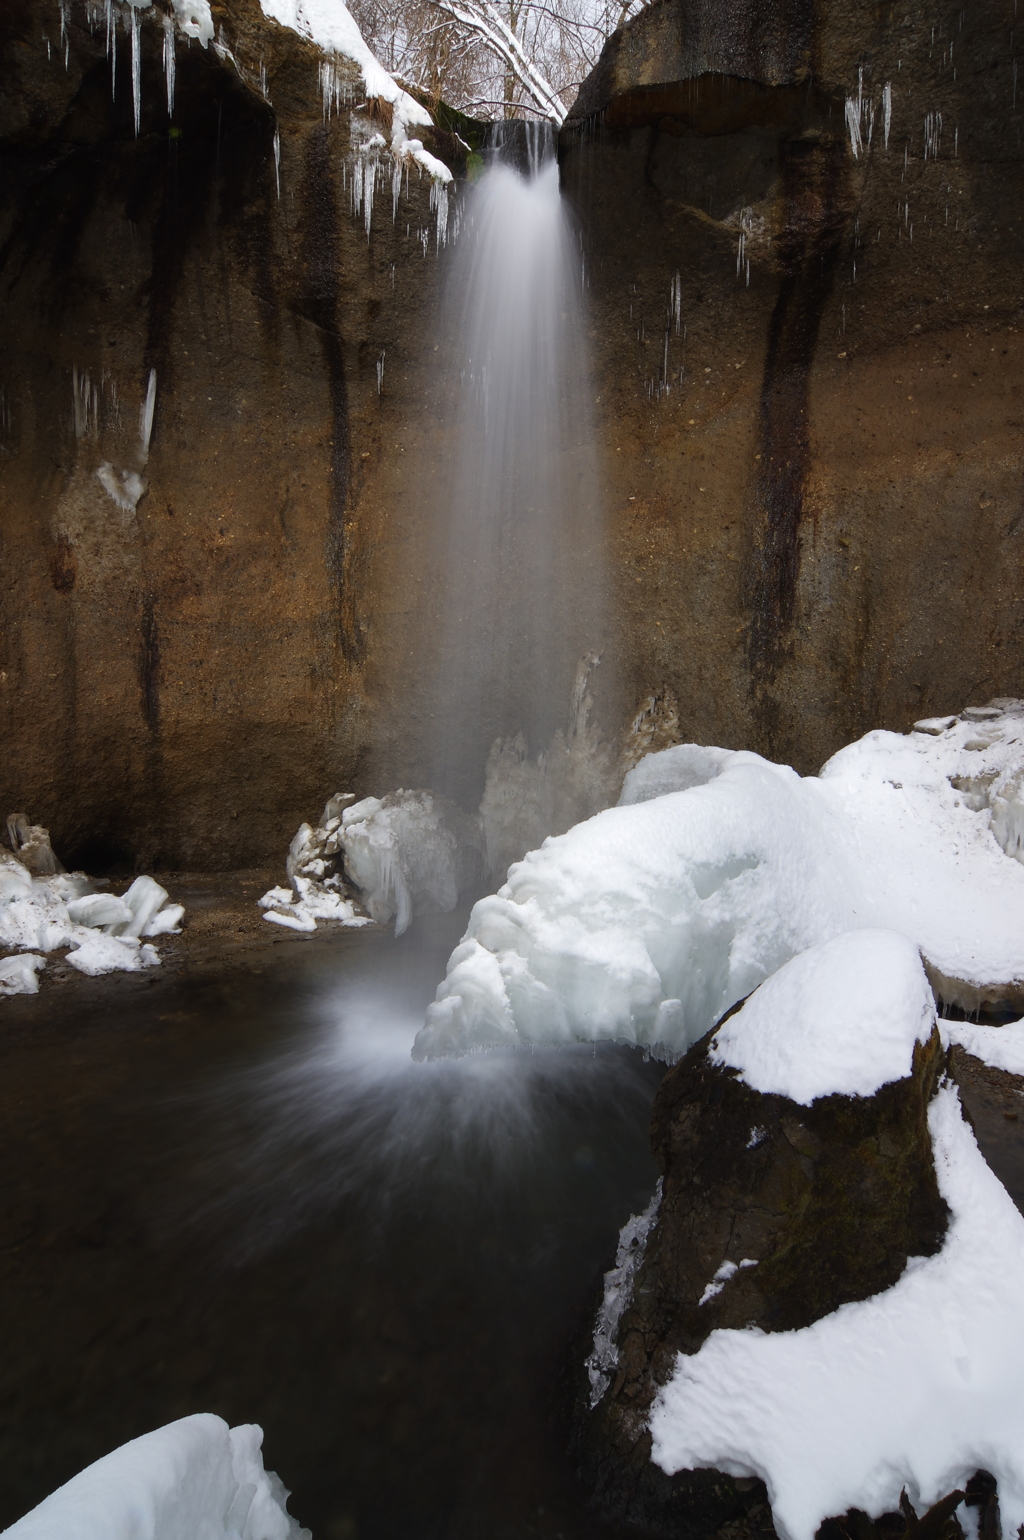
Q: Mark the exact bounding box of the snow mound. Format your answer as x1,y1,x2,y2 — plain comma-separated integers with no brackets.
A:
942,1016,1024,1078
1,1413,307,1540
0,855,183,995
415,703,1024,1059
258,0,452,185
648,1083,1024,1540
710,931,935,1105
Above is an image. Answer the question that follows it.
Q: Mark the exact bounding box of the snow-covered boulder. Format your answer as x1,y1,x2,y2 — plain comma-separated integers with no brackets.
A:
416,703,1024,1059
0,1413,307,1540
580,931,1024,1540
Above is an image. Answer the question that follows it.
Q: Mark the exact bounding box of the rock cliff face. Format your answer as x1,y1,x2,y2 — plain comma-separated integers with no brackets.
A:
577,1019,949,1536
563,0,1024,769
2,0,1023,868
0,0,461,868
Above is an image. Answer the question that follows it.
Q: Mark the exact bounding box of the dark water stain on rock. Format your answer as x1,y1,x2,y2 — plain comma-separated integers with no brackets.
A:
748,134,851,737
298,123,356,660
48,533,77,593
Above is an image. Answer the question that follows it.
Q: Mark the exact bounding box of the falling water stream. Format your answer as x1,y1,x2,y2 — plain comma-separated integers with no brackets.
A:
427,124,605,813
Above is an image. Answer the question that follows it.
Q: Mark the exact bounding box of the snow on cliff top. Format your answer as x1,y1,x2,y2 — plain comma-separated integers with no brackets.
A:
710,930,935,1105
415,702,1024,1059
258,0,452,182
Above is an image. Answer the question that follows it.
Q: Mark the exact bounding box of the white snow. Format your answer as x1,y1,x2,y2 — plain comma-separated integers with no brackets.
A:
585,1179,662,1408
1,1413,307,1540
416,703,1024,1059
257,0,452,186
0,954,46,997
0,858,183,992
698,1257,757,1307
648,1083,1024,1540
710,931,935,1106
170,0,214,46
942,1016,1024,1078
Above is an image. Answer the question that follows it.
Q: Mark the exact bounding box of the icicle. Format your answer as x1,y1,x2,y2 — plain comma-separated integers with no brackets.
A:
162,13,175,116
130,5,141,135
107,0,116,100
140,368,157,456
845,98,863,158
259,58,267,100
883,82,892,148
273,127,281,198
670,272,681,335
430,178,449,247
376,350,386,395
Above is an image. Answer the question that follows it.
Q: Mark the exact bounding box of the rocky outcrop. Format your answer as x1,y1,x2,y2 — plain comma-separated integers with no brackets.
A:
577,1018,949,1536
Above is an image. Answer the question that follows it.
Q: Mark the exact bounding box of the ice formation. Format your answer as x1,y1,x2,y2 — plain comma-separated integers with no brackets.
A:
0,834,184,996
257,0,452,185
259,790,483,937
649,1082,1024,1540
415,701,1024,1059
585,1179,662,1408
2,1413,307,1540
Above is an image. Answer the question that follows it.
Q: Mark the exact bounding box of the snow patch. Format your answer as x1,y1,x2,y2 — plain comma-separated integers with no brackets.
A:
943,1016,1024,1078
649,1084,1024,1540
698,1257,757,1307
1,1412,307,1540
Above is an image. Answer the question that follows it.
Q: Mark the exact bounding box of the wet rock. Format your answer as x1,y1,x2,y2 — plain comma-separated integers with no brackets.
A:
577,1019,949,1537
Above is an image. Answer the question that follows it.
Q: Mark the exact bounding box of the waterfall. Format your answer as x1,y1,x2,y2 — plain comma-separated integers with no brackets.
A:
427,123,606,819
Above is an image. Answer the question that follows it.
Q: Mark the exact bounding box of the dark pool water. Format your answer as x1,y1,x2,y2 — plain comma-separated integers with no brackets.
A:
0,914,664,1539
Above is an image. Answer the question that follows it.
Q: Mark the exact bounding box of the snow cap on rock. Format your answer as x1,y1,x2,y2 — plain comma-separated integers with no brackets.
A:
710,930,936,1106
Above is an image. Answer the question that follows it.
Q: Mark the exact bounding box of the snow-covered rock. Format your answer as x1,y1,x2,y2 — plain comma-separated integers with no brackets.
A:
257,0,452,186
579,929,953,1539
709,929,936,1105
0,1413,307,1540
942,1015,1024,1077
415,703,1024,1059
649,1082,1024,1540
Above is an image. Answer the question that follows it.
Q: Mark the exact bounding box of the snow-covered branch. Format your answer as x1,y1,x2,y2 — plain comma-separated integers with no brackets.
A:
431,0,566,123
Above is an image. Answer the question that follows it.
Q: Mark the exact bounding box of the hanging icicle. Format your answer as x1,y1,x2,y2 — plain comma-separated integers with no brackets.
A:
162,13,175,116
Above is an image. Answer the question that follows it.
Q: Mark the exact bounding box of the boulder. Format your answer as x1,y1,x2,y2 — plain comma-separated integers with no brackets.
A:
577,945,949,1537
